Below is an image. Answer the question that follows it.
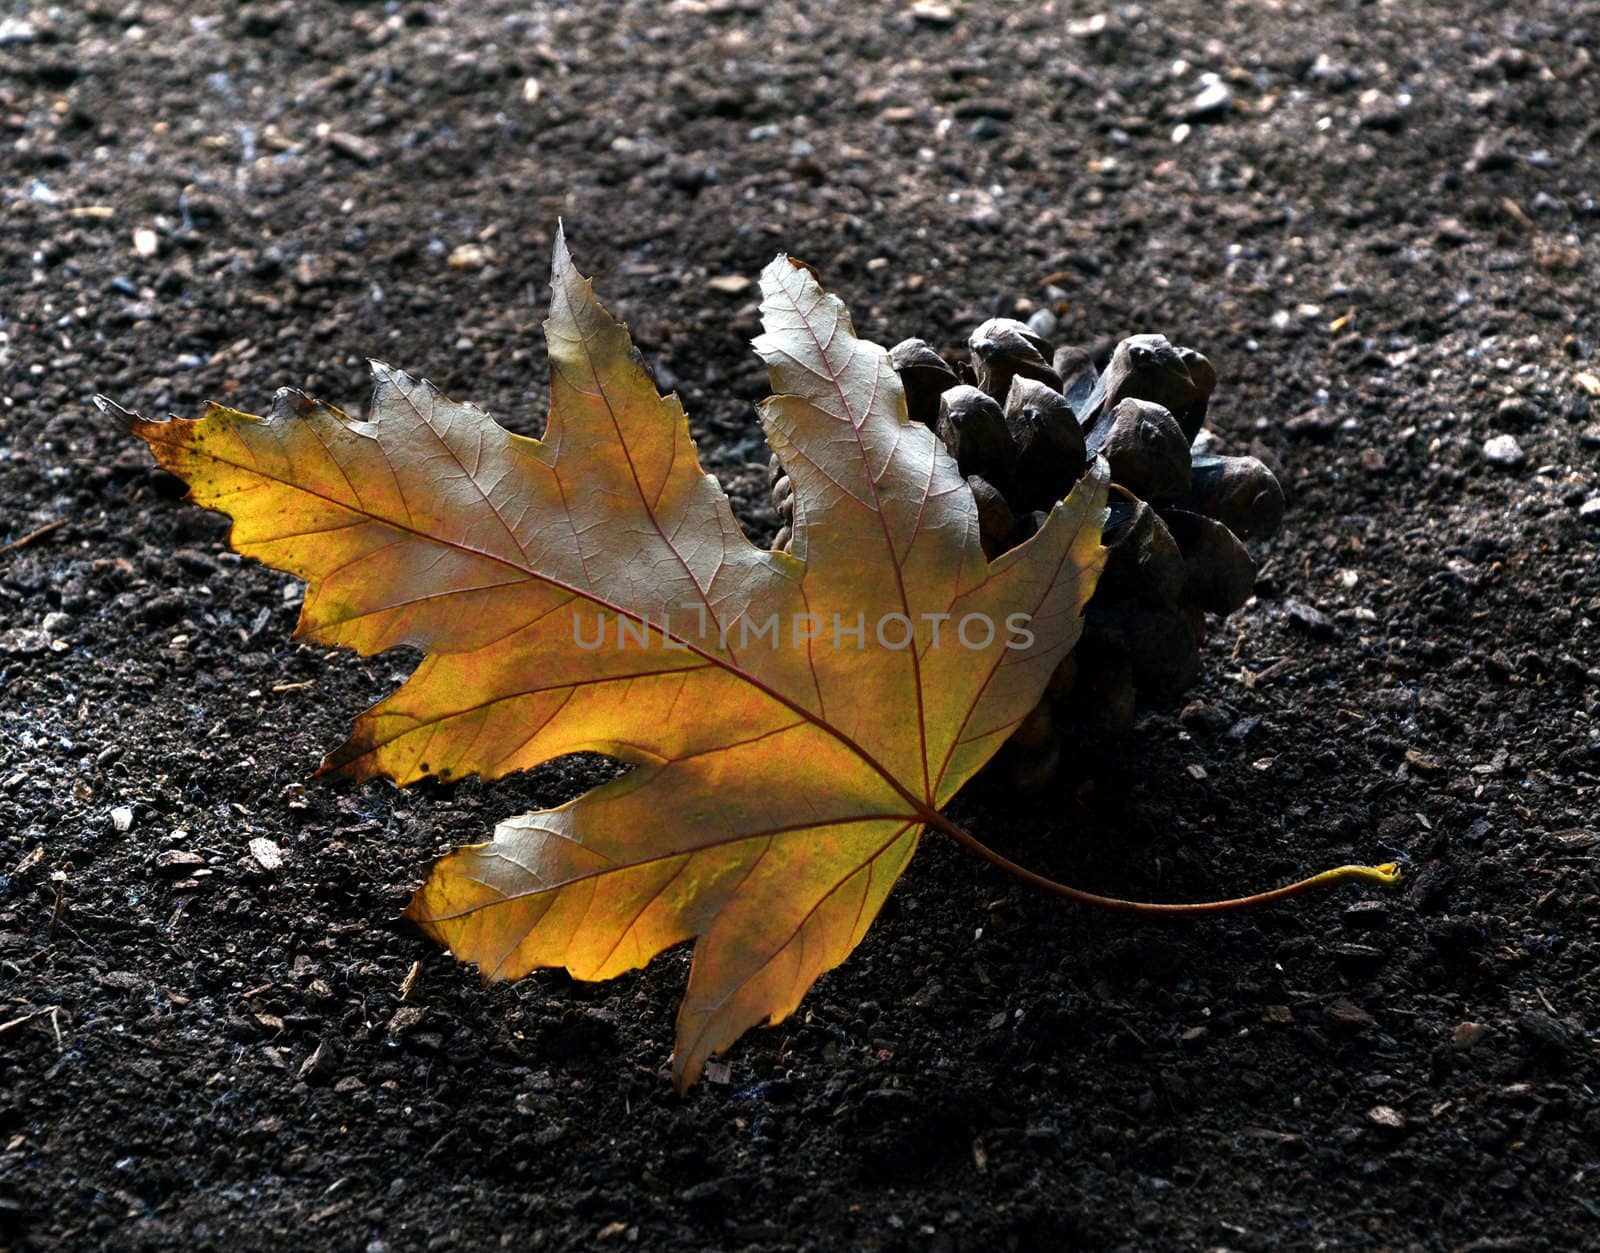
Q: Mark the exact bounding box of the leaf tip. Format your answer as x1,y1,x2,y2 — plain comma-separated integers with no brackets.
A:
781,254,824,284
93,394,143,434
550,219,574,283
313,737,382,786
760,252,824,295
669,1049,702,1094
401,881,436,924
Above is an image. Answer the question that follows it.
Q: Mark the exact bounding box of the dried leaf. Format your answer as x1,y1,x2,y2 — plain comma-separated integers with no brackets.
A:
115,231,1106,1087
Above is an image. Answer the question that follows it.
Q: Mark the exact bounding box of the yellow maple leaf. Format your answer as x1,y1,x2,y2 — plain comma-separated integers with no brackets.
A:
114,231,1107,1087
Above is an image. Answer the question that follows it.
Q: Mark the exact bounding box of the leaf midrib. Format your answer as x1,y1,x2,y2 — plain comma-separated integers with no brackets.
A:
419,811,918,922
764,268,934,800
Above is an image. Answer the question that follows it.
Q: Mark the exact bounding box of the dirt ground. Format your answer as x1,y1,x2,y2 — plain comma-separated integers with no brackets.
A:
3,1,1599,1249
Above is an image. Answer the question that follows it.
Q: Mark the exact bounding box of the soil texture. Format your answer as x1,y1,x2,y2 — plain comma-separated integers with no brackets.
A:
3,1,1599,1249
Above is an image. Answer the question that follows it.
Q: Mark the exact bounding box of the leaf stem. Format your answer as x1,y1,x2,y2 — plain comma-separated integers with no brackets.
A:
923,810,1400,916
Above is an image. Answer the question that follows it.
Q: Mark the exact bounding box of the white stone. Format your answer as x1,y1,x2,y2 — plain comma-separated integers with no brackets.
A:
1482,434,1525,467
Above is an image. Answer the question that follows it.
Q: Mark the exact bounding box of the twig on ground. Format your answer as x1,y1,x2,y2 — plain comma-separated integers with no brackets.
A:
0,518,68,557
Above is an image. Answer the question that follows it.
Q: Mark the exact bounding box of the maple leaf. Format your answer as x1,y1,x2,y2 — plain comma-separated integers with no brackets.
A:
111,231,1108,1087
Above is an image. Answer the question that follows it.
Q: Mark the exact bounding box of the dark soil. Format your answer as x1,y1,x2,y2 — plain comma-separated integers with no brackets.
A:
4,2,1599,1249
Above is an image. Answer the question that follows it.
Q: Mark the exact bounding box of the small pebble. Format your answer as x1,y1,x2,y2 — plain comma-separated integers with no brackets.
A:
448,243,488,271
1451,1021,1488,1051
1284,599,1336,640
133,228,159,258
110,805,135,832
1404,748,1444,773
388,1006,428,1038
909,0,959,27
1342,901,1390,931
953,99,1014,122
1330,943,1387,976
1025,307,1058,341
1482,434,1525,467
1179,701,1233,734
1224,715,1260,743
1358,99,1406,132
0,16,39,44
298,1038,340,1085
1367,1105,1405,1132
706,274,751,295
1516,1011,1578,1058
968,203,1004,233
248,837,285,872
325,130,380,165
0,627,49,656
1494,396,1538,428
1577,497,1600,523
1285,408,1335,438
1322,998,1376,1036
153,849,204,877
1181,78,1233,122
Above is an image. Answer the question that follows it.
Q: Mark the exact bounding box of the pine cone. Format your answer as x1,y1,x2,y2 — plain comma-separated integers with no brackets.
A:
768,318,1284,792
